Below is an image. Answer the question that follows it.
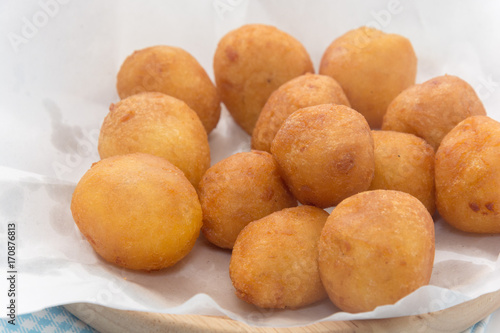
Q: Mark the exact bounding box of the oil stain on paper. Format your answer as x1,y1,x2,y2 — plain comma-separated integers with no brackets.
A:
43,98,84,154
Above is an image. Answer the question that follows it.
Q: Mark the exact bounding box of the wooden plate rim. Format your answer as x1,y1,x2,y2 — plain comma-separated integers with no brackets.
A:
65,288,500,333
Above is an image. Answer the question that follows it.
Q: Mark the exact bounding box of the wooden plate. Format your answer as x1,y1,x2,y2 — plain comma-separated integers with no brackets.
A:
65,288,500,332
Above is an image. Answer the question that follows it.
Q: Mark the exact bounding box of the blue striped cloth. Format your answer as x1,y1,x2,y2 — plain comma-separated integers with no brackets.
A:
0,306,492,332
0,307,96,333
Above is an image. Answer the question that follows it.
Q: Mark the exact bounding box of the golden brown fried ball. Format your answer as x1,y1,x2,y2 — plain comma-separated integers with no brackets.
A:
369,130,436,215
71,153,202,271
382,74,486,150
198,151,297,249
319,26,417,128
98,92,210,188
319,190,435,313
271,104,374,208
116,45,220,133
213,24,314,134
436,116,500,233
252,73,351,152
230,205,328,309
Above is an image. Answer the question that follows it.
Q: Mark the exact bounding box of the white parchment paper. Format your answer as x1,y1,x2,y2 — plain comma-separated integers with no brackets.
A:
0,0,500,327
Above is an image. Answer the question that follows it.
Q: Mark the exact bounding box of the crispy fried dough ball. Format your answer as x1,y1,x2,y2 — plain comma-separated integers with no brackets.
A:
70,153,202,271
369,130,436,215
213,24,314,134
230,206,328,309
271,104,374,208
116,45,220,133
198,151,297,249
382,75,486,150
98,92,210,188
318,190,435,313
319,26,417,128
252,74,351,152
436,116,500,233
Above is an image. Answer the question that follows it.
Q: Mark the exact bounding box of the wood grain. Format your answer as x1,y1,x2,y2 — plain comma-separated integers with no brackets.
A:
65,288,500,333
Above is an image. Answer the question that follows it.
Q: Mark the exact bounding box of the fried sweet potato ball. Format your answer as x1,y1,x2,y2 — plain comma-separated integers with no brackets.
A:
252,73,350,153
369,130,436,215
271,104,374,208
71,153,202,271
382,74,486,150
98,92,210,188
214,24,314,134
230,206,328,309
198,150,297,249
319,190,435,313
436,116,500,233
116,45,220,133
320,26,417,128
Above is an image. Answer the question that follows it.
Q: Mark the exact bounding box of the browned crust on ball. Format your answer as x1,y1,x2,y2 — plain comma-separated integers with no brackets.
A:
271,104,374,208
319,26,417,128
382,75,486,150
70,153,202,271
198,150,297,249
230,206,328,309
369,130,436,215
318,190,435,313
252,73,351,152
98,92,210,188
214,24,314,134
435,116,500,233
117,45,221,133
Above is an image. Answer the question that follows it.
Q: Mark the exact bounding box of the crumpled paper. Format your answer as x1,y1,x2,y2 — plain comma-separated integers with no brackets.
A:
0,0,499,327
